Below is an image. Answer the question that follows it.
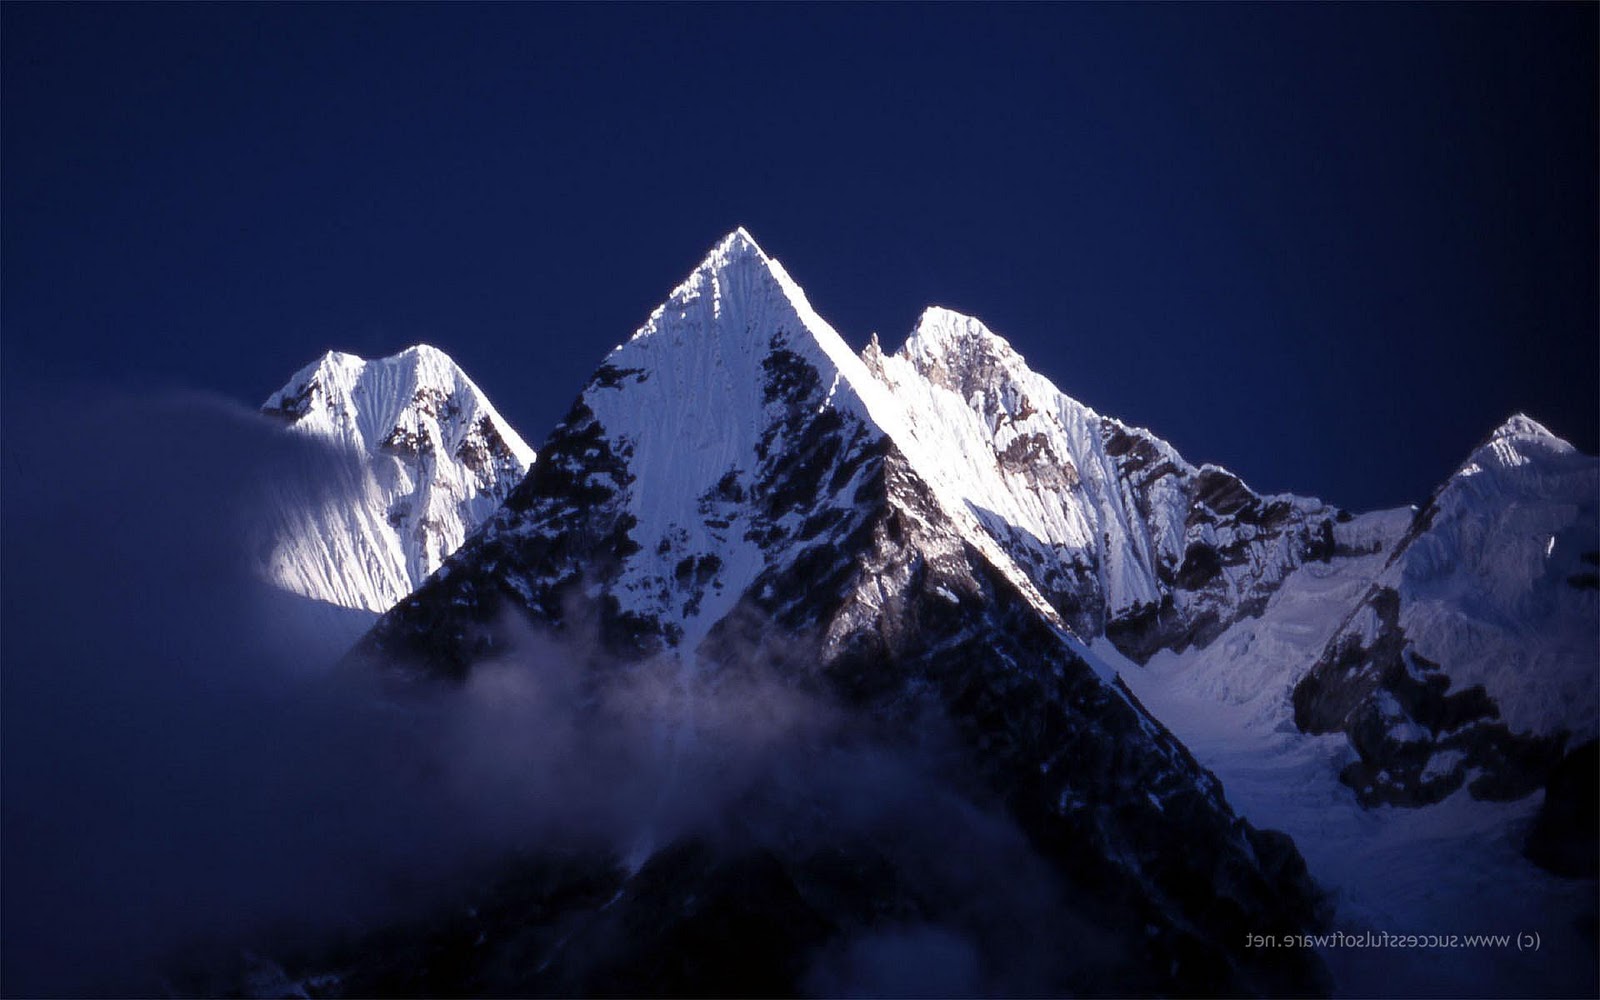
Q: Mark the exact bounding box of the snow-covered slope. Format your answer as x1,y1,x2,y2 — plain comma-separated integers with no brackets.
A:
1386,415,1596,739
1294,414,1598,806
1119,588,1596,999
260,345,535,612
352,229,1329,995
1112,416,1598,996
866,305,1350,659
1120,506,1416,730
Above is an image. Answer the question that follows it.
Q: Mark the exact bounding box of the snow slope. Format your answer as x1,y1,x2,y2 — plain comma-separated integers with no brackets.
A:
1388,415,1597,739
1117,552,1596,998
260,345,535,612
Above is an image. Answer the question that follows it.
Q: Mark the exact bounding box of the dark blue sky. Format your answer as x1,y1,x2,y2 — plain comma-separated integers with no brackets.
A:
4,3,1594,510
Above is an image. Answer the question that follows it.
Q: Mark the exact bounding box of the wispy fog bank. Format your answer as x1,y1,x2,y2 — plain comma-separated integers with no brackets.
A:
3,389,1105,998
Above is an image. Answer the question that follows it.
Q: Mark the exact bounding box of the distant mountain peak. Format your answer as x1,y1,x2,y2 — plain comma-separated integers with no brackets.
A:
1452,412,1577,481
621,231,872,405
1488,412,1565,445
712,225,765,258
891,307,1039,415
396,342,455,364
1293,403,1596,811
902,305,1019,362
259,344,534,612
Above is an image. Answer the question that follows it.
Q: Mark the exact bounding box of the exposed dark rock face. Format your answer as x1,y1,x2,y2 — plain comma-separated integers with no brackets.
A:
355,392,648,677
380,423,433,459
1101,443,1344,664
456,414,519,480
1293,586,1567,807
1525,740,1599,878
261,377,318,422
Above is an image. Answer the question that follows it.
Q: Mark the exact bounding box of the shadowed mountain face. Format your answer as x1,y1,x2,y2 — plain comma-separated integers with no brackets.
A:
347,230,1331,995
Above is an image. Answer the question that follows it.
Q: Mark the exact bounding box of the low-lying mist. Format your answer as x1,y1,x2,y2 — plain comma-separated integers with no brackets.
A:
2,388,1102,997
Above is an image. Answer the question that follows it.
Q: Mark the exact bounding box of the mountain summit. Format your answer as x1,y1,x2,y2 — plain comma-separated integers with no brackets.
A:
261,344,534,612
871,301,1353,657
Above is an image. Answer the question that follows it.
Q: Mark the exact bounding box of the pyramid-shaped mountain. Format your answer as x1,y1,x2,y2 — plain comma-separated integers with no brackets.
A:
350,230,1330,995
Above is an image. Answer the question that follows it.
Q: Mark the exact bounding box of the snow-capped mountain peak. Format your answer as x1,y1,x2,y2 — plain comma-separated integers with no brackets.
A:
867,303,1347,653
259,344,535,612
1491,411,1563,443
264,343,534,467
902,305,1023,373
1291,405,1596,811
1457,412,1576,478
620,229,870,380
712,224,765,260
894,307,1054,433
236,234,1596,999
472,230,1072,656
